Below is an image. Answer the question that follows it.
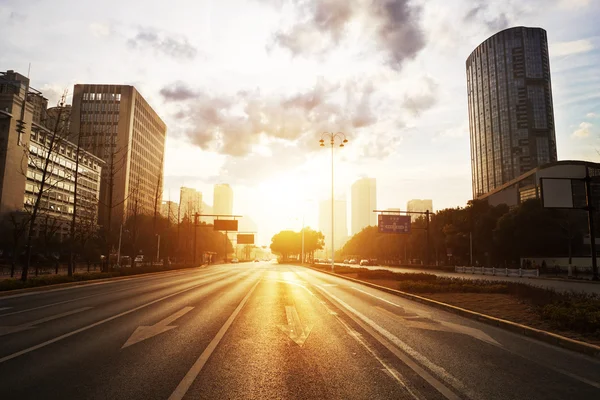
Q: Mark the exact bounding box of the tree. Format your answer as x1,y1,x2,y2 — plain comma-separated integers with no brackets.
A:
270,230,301,261
21,93,77,280
300,227,325,262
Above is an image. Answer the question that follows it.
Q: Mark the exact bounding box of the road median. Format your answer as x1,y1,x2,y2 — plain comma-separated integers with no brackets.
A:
305,265,600,359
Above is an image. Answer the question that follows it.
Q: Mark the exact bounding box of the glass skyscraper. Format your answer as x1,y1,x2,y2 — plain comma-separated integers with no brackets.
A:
466,26,557,198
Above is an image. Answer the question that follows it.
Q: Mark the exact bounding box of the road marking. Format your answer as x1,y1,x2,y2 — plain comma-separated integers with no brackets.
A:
0,272,234,364
0,307,12,311
168,278,262,400
122,306,194,349
375,306,501,346
315,285,467,400
0,269,231,317
318,297,422,399
278,305,313,347
0,307,92,336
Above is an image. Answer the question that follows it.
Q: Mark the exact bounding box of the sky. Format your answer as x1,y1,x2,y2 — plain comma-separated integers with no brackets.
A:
1,0,600,246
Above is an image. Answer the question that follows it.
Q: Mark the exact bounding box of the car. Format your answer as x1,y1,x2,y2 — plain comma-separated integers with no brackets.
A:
231,258,239,263
359,259,369,266
349,259,357,264
134,255,144,263
343,259,349,264
254,259,259,262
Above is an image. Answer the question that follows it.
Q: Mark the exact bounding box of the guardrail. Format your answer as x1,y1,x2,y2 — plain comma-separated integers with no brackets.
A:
455,266,539,277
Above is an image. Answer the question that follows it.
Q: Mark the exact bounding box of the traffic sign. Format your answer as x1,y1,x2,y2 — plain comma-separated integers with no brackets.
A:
378,214,411,234
214,219,238,231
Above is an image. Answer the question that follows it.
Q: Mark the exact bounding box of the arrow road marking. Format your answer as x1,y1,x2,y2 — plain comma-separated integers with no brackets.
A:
0,307,92,337
122,306,194,349
278,305,313,347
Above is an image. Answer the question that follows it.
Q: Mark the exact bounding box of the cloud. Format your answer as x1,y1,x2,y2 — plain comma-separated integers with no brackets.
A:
127,29,198,61
463,1,509,32
572,122,593,138
89,22,111,38
402,76,438,116
270,0,425,70
550,39,594,57
164,78,382,157
587,112,598,118
558,0,589,9
160,82,199,102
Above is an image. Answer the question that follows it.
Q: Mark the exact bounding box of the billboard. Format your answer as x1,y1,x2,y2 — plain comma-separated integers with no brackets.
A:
213,219,238,231
540,178,587,209
378,214,411,234
237,234,254,245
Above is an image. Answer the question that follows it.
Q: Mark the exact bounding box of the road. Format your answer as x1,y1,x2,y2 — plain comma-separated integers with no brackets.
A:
0,262,598,399
327,263,600,294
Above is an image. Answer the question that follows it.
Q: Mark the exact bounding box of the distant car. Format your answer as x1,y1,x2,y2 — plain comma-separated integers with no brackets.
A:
254,259,259,262
349,259,357,264
231,258,239,263
343,259,349,264
359,259,369,266
134,255,144,263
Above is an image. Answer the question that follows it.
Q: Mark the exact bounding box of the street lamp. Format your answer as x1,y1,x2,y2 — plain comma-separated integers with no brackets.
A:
319,132,348,272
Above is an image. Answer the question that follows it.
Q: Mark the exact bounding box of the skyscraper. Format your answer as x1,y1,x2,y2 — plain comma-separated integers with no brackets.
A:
71,84,167,229
406,199,433,222
351,177,377,235
179,187,202,220
319,198,348,257
213,184,233,216
466,27,557,198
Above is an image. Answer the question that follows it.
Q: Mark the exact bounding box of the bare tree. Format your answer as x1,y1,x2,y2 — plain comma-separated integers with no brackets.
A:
152,156,164,264
21,92,79,280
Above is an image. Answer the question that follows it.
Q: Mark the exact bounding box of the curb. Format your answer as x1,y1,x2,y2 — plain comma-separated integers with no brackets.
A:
0,265,209,297
307,266,600,359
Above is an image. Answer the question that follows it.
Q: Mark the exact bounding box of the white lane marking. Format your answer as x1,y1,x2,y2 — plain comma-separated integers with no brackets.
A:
278,305,313,347
319,297,423,399
0,269,231,317
0,271,236,364
0,266,220,300
0,307,12,311
353,287,501,346
315,286,467,400
0,307,92,336
122,306,194,349
168,277,262,400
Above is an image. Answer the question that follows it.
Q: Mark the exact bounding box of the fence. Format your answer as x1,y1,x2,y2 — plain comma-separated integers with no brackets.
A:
455,266,539,277
1,264,102,277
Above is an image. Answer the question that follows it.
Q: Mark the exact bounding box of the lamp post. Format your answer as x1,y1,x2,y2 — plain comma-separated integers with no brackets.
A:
320,132,348,272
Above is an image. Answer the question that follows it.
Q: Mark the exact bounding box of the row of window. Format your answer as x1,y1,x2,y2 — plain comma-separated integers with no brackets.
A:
82,92,121,101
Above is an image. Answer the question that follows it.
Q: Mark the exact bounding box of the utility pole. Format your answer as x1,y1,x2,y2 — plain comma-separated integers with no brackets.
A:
425,210,430,267
585,167,598,280
193,214,198,265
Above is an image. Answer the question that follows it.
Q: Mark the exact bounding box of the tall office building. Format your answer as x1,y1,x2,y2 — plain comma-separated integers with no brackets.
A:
71,84,167,229
406,199,433,222
0,70,102,239
179,187,202,221
319,198,348,257
161,200,178,224
467,27,557,198
351,177,377,235
213,184,233,216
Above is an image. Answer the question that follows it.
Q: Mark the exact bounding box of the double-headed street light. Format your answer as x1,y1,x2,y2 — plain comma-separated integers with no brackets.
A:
319,132,348,272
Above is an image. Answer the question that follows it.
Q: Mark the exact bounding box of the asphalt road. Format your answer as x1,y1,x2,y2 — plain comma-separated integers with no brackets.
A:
326,263,600,294
0,262,598,399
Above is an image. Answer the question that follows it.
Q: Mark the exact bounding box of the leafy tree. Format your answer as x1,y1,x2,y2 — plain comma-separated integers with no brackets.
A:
270,230,300,261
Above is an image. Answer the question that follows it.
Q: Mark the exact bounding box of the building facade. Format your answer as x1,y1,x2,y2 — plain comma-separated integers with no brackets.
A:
319,198,348,257
180,187,202,221
0,70,102,241
161,200,178,224
351,177,377,235
213,184,233,216
478,160,600,209
467,26,557,198
70,84,167,230
406,199,433,221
